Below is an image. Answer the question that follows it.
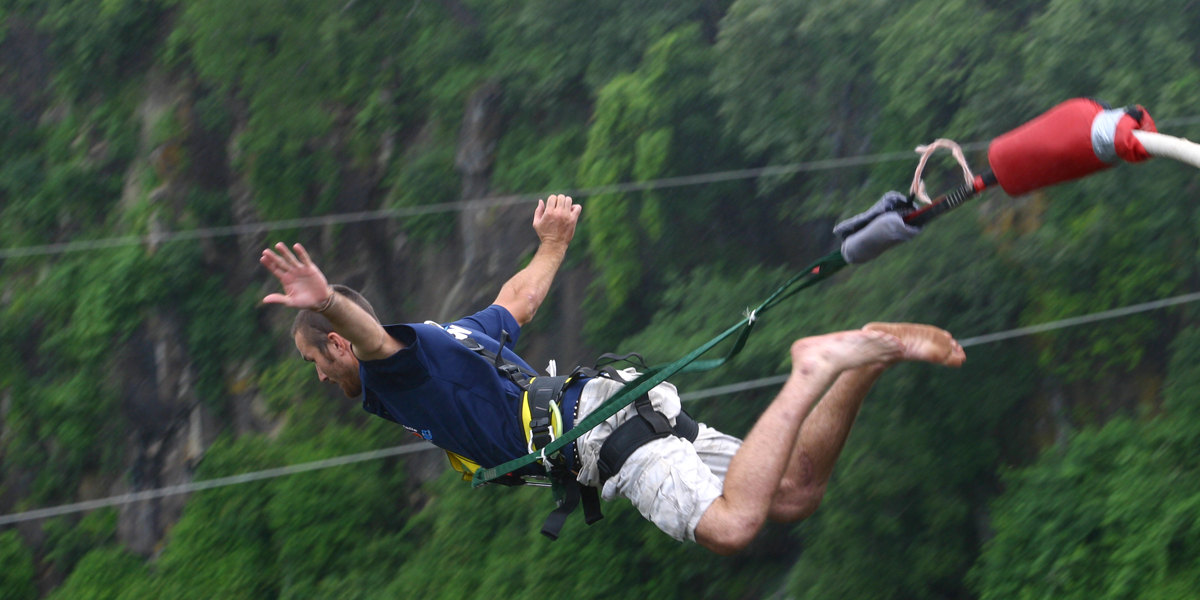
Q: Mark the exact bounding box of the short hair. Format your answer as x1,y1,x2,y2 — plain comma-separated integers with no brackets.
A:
291,284,380,357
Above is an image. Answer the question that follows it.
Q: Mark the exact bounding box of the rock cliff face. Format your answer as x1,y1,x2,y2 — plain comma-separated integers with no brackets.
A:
103,70,218,557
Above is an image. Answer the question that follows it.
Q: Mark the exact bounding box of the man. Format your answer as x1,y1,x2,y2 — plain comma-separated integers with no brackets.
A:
261,194,965,555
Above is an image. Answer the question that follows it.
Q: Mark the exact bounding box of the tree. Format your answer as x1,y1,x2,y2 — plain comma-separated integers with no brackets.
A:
0,531,38,600
973,328,1200,599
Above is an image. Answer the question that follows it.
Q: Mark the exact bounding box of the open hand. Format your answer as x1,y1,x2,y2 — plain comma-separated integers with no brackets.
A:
533,194,581,247
260,242,331,311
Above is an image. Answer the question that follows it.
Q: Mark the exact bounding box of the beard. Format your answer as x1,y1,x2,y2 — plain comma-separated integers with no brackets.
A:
328,366,363,399
340,379,363,398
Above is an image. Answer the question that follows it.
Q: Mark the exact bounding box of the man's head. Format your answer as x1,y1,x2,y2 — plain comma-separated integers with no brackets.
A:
291,284,379,398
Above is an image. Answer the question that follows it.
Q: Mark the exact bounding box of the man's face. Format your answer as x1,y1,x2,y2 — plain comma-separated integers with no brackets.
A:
294,330,363,398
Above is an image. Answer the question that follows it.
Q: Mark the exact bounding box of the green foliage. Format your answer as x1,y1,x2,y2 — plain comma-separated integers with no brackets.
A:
184,284,264,406
1006,147,1197,381
578,25,753,345
172,0,338,217
385,138,459,243
1163,327,1200,418
1023,0,1200,108
381,471,788,600
972,329,1200,598
714,0,897,164
0,99,43,212
257,356,323,416
973,422,1200,598
491,122,586,197
81,408,410,599
150,436,285,599
1,243,236,498
3,368,122,501
477,0,719,107
170,0,347,130
169,0,488,218
873,0,1005,143
35,0,166,100
0,531,38,600
43,510,119,576
240,129,342,219
0,99,135,250
265,430,409,598
46,547,148,600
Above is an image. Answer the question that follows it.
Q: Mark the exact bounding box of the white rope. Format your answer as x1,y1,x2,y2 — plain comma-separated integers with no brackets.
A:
1133,130,1200,170
1,115,1197,260
0,152,926,259
3,288,1200,526
953,291,1200,346
0,444,433,526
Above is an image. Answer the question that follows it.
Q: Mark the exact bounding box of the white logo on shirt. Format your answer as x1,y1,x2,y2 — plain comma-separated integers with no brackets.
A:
444,325,474,340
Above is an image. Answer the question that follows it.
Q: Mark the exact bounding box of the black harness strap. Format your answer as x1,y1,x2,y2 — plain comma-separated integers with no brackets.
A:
446,332,603,539
595,351,649,370
597,395,700,486
635,394,673,435
580,485,602,525
541,477,603,540
526,374,604,540
451,329,538,387
526,376,570,451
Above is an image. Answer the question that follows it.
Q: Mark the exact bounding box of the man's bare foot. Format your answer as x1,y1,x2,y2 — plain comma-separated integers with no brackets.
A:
861,323,965,367
790,330,904,376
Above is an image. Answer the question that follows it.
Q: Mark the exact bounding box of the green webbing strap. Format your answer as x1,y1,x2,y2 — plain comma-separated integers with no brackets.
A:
473,251,849,487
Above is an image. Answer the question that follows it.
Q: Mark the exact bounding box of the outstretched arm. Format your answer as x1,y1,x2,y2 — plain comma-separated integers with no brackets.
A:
494,194,582,326
260,242,404,361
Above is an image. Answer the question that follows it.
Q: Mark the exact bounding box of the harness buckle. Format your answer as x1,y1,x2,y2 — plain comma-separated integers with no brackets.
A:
538,449,571,481
528,425,557,454
497,363,524,379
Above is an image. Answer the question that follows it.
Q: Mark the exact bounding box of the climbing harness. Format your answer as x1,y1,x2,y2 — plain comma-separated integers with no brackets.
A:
522,373,606,540
523,375,570,454
571,354,704,486
446,328,713,539
440,327,604,539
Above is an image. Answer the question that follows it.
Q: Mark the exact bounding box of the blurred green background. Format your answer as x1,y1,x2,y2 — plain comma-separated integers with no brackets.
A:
1,0,1199,597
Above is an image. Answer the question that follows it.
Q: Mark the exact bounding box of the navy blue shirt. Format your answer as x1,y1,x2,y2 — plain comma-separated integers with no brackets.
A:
359,305,576,470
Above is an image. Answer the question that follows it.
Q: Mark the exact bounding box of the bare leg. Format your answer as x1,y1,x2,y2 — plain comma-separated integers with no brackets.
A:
767,365,883,522
693,330,902,555
769,322,966,522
